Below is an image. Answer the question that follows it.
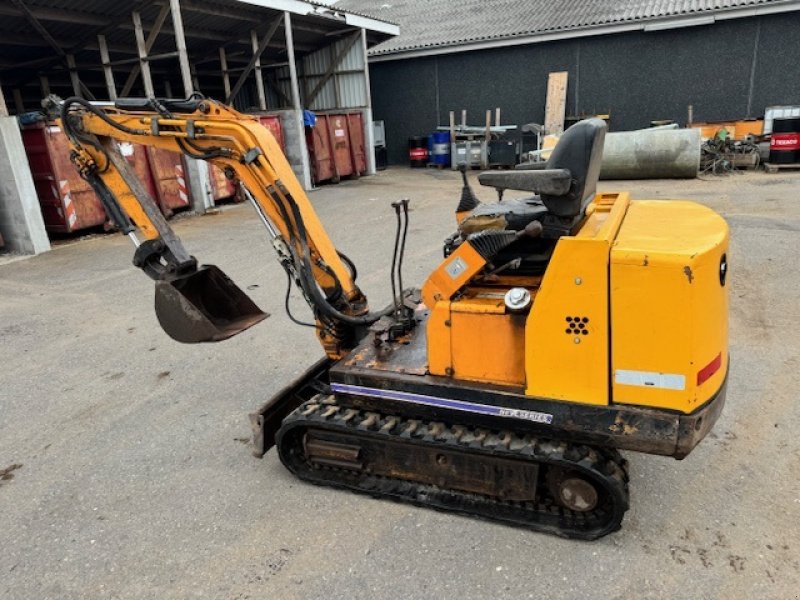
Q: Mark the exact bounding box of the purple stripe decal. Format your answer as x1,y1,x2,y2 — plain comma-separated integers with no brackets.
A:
330,383,553,425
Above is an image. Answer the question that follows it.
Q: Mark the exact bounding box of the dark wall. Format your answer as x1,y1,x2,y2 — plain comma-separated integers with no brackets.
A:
370,12,800,164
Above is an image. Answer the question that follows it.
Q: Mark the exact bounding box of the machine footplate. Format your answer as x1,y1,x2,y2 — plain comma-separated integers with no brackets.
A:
276,397,630,540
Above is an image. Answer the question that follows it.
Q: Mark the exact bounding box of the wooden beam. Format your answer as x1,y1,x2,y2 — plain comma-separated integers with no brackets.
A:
225,18,281,104
121,4,169,97
97,35,116,100
0,81,8,117
544,71,568,135
10,0,67,60
169,0,194,96
12,88,24,113
305,32,361,107
265,74,291,107
132,11,155,97
0,4,109,27
39,75,50,97
66,54,81,96
251,30,267,110
219,47,231,100
285,13,301,114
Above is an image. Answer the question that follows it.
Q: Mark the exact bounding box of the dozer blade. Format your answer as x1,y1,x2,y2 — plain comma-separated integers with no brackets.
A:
154,264,268,343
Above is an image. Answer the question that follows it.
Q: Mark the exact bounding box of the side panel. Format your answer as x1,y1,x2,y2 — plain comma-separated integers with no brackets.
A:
611,201,729,413
524,239,609,405
450,299,526,387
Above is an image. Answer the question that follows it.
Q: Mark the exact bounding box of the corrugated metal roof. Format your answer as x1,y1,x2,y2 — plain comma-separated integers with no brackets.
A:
335,0,800,56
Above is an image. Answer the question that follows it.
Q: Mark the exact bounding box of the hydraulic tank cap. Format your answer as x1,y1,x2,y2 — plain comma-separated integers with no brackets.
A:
504,287,532,313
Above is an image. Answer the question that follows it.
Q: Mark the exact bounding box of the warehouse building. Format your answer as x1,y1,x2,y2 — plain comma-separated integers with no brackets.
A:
337,0,800,164
0,0,397,255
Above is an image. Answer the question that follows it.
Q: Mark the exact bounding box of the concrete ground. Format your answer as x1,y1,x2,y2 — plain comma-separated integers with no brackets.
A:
1,168,799,600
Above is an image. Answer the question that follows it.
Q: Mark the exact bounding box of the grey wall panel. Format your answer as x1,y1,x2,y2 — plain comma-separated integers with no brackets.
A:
751,13,800,111
370,13,800,165
578,20,756,130
370,57,438,164
436,41,579,134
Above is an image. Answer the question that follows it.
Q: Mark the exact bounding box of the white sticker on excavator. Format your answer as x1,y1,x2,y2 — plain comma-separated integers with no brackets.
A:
445,257,467,279
615,369,686,391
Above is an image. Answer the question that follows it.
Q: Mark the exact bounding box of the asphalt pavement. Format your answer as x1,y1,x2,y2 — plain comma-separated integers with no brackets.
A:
1,168,799,599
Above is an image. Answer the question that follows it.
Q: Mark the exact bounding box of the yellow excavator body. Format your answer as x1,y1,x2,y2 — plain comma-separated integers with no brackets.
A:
57,95,728,540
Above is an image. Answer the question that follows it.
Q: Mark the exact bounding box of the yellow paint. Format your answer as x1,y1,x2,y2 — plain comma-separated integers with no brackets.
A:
427,301,452,377
421,242,487,308
610,201,729,413
523,193,629,404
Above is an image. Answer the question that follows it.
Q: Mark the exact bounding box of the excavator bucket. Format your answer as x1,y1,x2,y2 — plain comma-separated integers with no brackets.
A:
154,264,269,343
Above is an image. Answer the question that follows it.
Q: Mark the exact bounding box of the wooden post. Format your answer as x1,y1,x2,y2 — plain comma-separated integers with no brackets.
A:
284,11,312,190
360,28,376,175
120,4,169,97
0,81,8,117
98,34,117,100
132,11,154,97
285,13,302,113
169,0,194,96
39,75,50,97
219,47,231,100
251,30,267,110
225,18,281,105
485,109,491,142
12,89,24,114
461,109,466,127
190,65,200,94
495,107,501,127
66,54,81,96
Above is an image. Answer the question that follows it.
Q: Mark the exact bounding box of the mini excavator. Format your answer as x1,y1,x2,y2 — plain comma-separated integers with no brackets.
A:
59,95,729,539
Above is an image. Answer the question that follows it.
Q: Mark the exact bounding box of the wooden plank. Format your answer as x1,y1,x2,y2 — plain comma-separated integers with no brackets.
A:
120,4,169,96
97,35,116,100
225,18,281,104
169,0,194,96
544,71,568,135
0,82,7,116
251,30,267,110
132,11,155,97
219,47,231,100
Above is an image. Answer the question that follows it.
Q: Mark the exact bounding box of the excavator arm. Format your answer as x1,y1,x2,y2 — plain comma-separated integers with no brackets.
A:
59,95,383,357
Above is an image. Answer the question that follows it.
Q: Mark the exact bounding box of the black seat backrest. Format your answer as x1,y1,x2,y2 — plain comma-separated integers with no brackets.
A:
541,118,606,218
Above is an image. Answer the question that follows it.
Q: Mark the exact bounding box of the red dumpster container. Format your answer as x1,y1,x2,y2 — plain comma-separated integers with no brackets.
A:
346,113,367,175
208,163,239,203
146,148,191,216
326,114,354,179
307,114,336,184
21,121,107,233
257,115,285,151
122,143,192,217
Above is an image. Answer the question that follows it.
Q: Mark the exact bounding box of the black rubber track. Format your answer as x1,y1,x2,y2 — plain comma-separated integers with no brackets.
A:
276,396,630,540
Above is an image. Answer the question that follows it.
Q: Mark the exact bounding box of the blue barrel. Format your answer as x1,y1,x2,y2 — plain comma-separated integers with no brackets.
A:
431,131,451,167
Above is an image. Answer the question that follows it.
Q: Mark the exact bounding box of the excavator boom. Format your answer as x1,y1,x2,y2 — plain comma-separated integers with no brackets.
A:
60,95,378,357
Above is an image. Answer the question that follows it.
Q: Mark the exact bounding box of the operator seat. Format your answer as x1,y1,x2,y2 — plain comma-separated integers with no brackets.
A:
461,118,607,237
456,119,606,274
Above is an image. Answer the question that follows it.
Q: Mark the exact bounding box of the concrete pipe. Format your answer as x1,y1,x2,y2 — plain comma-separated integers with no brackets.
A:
600,128,701,179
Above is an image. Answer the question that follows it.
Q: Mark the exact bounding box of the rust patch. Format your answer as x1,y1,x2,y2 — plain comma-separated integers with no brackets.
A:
608,414,638,435
683,266,694,283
